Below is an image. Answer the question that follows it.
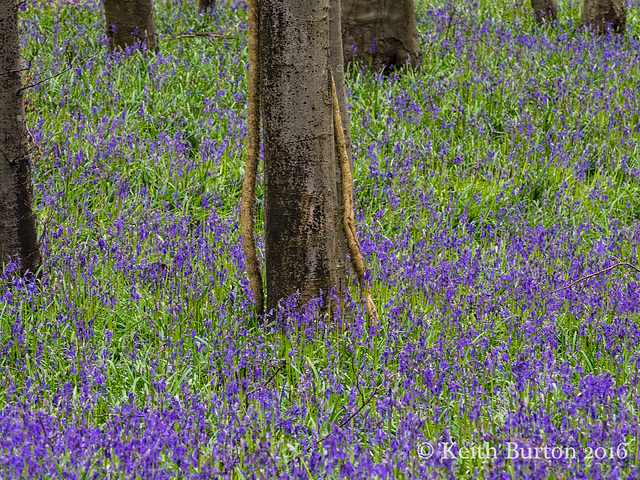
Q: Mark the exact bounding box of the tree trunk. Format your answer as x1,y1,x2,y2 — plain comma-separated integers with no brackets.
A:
0,0,41,275
582,0,626,34
329,0,350,309
198,0,214,13
342,0,420,71
330,0,352,164
103,0,159,53
530,0,558,25
260,0,345,312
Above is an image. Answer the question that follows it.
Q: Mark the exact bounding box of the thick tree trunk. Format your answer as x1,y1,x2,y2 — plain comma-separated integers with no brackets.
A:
329,0,350,308
260,0,344,312
531,0,558,25
330,0,352,164
0,0,41,275
582,0,626,34
198,0,214,13
342,0,420,71
103,0,159,53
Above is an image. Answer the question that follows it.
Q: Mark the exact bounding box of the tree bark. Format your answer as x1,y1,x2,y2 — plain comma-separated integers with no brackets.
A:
329,0,350,309
260,0,344,312
103,0,159,53
330,0,352,164
582,0,626,34
198,0,214,13
0,0,41,275
342,0,420,71
530,0,558,25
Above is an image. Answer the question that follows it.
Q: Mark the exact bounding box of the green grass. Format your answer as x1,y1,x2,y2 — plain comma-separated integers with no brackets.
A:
2,0,640,478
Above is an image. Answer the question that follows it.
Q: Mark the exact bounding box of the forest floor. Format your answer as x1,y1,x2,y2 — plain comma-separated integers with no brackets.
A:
2,0,640,478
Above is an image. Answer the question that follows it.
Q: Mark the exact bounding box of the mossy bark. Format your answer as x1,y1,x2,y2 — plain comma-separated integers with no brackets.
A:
342,0,420,71
260,0,345,312
582,0,625,34
0,0,41,275
103,0,159,53
241,0,265,316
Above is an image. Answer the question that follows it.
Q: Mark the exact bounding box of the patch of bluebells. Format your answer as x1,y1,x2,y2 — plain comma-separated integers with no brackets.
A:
2,0,640,478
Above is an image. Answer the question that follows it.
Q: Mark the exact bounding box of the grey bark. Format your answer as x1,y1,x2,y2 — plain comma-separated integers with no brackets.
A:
582,0,625,33
260,0,344,312
330,0,352,164
0,0,41,275
531,0,558,25
342,0,420,71
103,0,159,53
329,0,350,308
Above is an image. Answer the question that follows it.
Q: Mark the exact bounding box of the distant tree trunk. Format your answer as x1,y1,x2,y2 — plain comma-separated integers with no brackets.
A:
0,0,41,275
103,0,159,53
342,0,420,71
260,0,345,312
198,0,214,13
531,0,558,25
582,0,625,34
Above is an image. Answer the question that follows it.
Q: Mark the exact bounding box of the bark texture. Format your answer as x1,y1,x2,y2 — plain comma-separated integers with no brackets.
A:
530,0,558,25
329,0,350,308
330,0,352,164
260,0,344,312
342,0,420,71
0,0,41,275
198,0,214,13
103,0,159,53
582,0,626,34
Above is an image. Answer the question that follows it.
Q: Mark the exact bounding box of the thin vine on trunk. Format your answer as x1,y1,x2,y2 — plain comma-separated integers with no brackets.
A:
240,0,265,316
330,71,378,325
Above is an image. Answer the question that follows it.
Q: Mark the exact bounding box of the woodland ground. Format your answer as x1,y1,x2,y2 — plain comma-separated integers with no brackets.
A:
2,0,640,478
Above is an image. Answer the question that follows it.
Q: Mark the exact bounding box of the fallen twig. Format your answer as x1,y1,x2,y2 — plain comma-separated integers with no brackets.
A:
245,361,285,397
549,261,640,295
171,32,237,40
171,21,241,41
287,381,385,470
18,53,97,94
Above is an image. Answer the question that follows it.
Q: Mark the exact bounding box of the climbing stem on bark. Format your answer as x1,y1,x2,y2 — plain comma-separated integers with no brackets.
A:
330,71,378,325
241,0,265,316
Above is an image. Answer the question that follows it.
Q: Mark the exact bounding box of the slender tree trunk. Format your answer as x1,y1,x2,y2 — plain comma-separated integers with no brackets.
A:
260,0,344,312
0,0,41,275
530,0,558,25
342,0,420,71
103,0,159,53
582,0,625,33
198,0,214,13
